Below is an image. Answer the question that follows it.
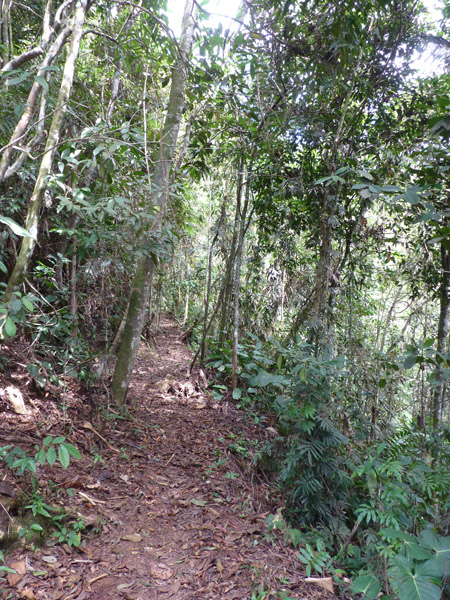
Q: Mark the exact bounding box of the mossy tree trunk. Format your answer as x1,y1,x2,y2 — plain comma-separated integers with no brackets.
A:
111,0,197,406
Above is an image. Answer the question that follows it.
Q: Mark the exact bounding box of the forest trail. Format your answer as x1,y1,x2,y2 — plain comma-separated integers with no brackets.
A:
2,317,333,600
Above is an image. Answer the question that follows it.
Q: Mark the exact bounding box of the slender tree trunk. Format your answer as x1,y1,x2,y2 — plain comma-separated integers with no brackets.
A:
200,190,226,359
3,0,89,302
308,192,332,352
231,157,252,390
0,0,12,68
218,159,244,342
433,244,450,428
111,0,197,406
0,3,73,182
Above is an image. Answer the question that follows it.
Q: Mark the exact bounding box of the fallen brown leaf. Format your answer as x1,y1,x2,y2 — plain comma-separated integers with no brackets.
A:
121,533,143,542
7,560,26,586
18,587,38,600
305,576,334,594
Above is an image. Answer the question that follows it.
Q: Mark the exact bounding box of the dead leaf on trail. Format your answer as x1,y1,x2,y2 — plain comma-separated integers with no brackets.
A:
305,576,335,594
17,588,38,600
0,481,16,497
121,533,143,542
7,560,26,585
149,562,173,579
4,386,27,414
41,555,58,564
216,558,224,572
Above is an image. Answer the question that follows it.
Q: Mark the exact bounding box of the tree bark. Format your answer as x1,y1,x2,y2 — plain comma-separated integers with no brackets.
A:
111,0,197,406
231,157,251,390
218,161,243,342
0,11,74,183
433,244,450,428
3,0,89,302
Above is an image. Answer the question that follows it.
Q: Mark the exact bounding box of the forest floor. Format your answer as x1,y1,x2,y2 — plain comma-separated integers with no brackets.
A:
0,316,334,600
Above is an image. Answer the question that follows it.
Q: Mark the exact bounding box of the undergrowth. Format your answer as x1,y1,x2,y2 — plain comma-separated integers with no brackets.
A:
206,335,450,599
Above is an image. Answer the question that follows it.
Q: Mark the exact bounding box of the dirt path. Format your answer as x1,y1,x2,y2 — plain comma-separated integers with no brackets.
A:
1,317,334,600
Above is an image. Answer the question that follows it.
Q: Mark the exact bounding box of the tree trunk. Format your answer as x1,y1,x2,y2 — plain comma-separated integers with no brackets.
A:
308,192,332,352
0,3,73,183
218,159,243,342
111,0,197,406
231,159,250,390
433,244,450,428
0,0,12,67
3,0,89,302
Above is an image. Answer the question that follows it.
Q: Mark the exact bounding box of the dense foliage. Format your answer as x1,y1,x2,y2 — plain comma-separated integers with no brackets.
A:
1,0,450,597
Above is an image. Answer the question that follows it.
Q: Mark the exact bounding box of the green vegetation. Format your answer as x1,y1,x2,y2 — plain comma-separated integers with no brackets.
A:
1,0,450,596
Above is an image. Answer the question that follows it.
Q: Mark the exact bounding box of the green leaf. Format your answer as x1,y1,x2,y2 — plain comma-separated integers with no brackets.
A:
232,388,242,400
34,75,48,92
381,528,417,543
30,523,44,532
389,556,442,600
58,444,70,469
350,574,380,599
248,370,289,388
4,317,17,338
418,530,450,576
380,185,403,192
5,71,29,86
406,543,434,561
46,446,57,466
0,216,36,239
21,297,34,312
357,169,373,180
0,260,7,274
36,448,46,465
64,444,81,459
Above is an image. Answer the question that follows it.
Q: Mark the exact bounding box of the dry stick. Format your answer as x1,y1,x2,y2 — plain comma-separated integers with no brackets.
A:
342,518,360,558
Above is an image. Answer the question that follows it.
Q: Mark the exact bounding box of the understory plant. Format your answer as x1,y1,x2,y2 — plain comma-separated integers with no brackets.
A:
0,436,83,545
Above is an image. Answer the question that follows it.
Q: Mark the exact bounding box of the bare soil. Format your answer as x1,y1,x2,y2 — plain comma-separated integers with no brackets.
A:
0,317,335,600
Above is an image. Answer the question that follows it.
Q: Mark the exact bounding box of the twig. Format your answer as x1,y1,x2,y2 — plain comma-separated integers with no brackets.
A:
88,573,109,585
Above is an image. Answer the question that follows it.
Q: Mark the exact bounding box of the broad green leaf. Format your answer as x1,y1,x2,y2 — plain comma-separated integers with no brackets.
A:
389,556,442,600
21,297,34,311
0,216,36,239
232,388,242,400
58,444,70,469
36,448,46,465
350,574,380,599
4,317,17,337
46,446,57,466
64,444,81,459
381,528,417,543
406,543,434,561
248,370,289,388
418,530,450,576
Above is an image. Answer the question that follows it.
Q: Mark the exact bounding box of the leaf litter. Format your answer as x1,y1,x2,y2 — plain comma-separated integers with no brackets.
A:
0,316,334,599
